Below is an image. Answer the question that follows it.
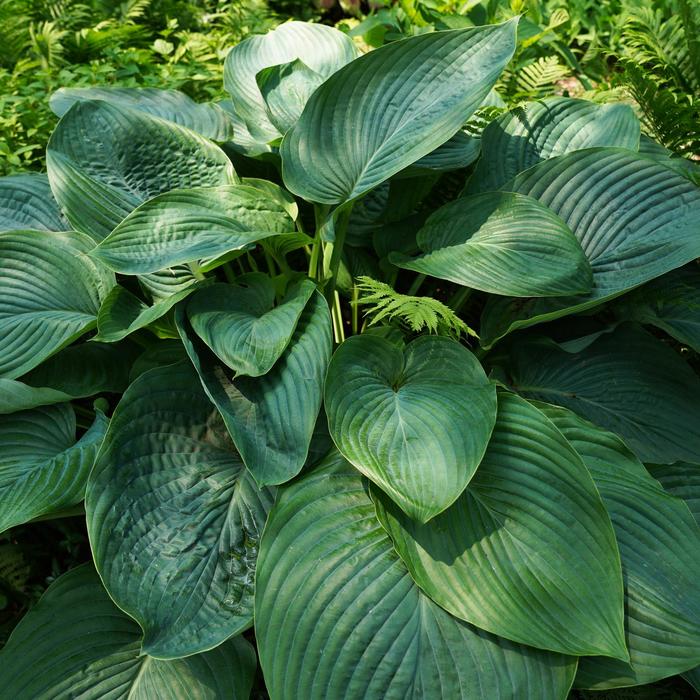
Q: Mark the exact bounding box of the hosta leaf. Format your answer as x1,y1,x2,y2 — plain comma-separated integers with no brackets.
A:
176,290,332,486
0,341,136,414
499,324,700,463
0,404,107,533
638,135,700,184
255,451,577,700
0,174,66,231
391,192,592,296
467,97,640,192
281,20,518,205
85,362,275,658
0,564,256,699
648,462,700,525
256,59,325,135
95,283,201,342
92,184,295,274
403,130,481,175
613,267,700,352
373,392,625,658
324,334,496,522
50,87,236,141
187,275,316,377
224,20,358,143
0,230,114,378
47,100,235,240
536,404,700,689
480,149,700,347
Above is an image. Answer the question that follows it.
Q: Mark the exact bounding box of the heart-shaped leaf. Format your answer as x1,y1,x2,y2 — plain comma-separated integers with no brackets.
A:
50,87,236,141
224,20,358,143
85,361,275,658
92,184,294,274
0,564,256,699
0,404,107,533
176,290,332,486
0,230,114,378
391,191,592,296
186,275,316,376
373,392,626,659
324,334,497,522
467,97,640,193
480,148,700,347
47,100,235,240
498,324,700,463
281,20,518,205
0,174,66,232
256,59,325,136
537,403,700,689
255,451,577,700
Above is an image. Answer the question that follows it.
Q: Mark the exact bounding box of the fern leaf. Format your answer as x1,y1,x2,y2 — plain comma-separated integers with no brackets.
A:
355,277,476,340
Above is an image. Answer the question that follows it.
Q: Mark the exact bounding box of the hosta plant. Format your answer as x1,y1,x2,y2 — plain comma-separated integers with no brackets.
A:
1,17,700,700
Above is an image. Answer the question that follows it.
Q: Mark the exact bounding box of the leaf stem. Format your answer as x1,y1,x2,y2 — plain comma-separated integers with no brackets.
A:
448,287,472,313
407,274,426,296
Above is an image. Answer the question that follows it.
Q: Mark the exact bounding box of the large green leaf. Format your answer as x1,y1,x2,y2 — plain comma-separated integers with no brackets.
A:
224,20,358,143
47,100,235,240
0,564,256,699
255,451,577,699
614,266,700,352
373,391,626,658
0,174,66,231
176,290,332,486
0,341,137,414
85,362,275,658
480,148,700,347
281,20,518,205
94,283,201,342
467,97,640,192
0,404,107,533
391,191,592,296
324,334,496,522
92,184,293,273
187,275,316,376
256,59,325,136
498,324,700,463
648,462,700,526
0,230,115,378
50,87,236,141
536,404,700,689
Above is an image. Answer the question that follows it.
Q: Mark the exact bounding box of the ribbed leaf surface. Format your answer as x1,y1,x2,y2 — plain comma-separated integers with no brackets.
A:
187,275,315,376
0,230,114,378
0,404,107,532
47,100,235,240
501,324,700,463
93,184,293,273
468,97,640,192
0,565,256,699
614,267,700,352
536,404,700,689
86,362,274,658
176,290,332,486
648,462,700,525
281,20,517,204
50,87,236,141
224,21,358,143
373,392,626,658
255,452,577,700
0,174,66,231
324,334,496,522
391,191,592,296
480,148,700,347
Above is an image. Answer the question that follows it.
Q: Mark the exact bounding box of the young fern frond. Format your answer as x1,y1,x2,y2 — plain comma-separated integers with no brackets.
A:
508,55,571,100
355,276,476,340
